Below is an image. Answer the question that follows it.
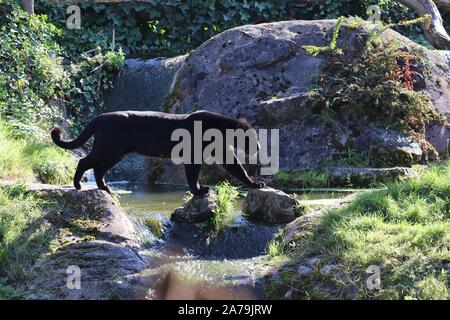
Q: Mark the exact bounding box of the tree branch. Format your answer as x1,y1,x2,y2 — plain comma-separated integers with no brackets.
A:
396,0,450,49
433,0,450,11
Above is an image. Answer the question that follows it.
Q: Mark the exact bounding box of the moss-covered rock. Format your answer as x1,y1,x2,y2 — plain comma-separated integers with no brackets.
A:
13,184,148,300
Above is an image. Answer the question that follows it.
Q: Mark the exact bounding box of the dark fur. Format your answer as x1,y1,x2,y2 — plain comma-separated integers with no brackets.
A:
51,110,265,195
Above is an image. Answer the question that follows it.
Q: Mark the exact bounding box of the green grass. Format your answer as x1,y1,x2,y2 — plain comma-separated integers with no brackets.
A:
145,217,164,239
273,170,331,189
0,120,75,184
0,121,33,181
267,161,450,300
324,148,388,168
267,239,284,257
211,181,240,232
0,183,50,299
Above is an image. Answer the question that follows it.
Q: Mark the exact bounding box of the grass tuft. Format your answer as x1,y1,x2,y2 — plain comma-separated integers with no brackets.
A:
145,217,164,239
0,119,75,184
211,181,240,232
267,161,450,300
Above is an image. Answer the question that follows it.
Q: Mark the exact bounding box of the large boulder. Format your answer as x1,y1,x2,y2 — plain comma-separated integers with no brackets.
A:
243,188,306,224
164,20,450,171
22,185,148,300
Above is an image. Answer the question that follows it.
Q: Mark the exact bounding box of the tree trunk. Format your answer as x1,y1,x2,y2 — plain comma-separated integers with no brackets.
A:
433,0,450,11
396,0,450,49
20,0,34,15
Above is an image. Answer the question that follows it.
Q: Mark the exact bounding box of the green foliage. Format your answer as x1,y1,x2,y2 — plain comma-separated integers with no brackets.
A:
145,217,164,239
0,119,74,184
324,148,387,168
36,0,432,59
267,161,450,300
211,181,240,232
292,201,309,217
36,0,298,57
303,16,345,56
0,277,20,299
66,48,125,130
273,170,331,189
0,2,126,136
0,8,68,136
25,143,75,185
267,239,284,257
303,27,446,156
0,121,33,181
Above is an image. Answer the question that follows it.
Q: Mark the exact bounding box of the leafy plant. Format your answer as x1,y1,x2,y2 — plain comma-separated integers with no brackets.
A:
302,18,446,158
0,8,69,135
273,170,331,189
211,181,240,232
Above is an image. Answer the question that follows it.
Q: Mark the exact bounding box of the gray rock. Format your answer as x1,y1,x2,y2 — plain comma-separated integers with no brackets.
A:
327,167,417,187
282,194,356,244
297,265,313,277
243,188,306,224
422,50,450,156
163,19,450,173
22,187,148,300
360,126,423,166
103,56,186,112
321,264,337,275
171,190,218,223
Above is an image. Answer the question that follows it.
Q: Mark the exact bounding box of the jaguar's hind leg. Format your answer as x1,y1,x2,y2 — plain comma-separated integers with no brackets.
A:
94,167,112,194
74,156,94,190
184,164,209,196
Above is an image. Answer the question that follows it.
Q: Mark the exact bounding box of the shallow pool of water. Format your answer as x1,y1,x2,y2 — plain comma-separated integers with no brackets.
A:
112,182,354,218
108,182,356,299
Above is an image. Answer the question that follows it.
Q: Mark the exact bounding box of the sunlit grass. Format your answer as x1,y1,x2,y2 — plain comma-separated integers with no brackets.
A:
267,239,284,257
267,161,450,300
0,121,33,181
0,120,75,184
211,181,240,232
0,183,48,299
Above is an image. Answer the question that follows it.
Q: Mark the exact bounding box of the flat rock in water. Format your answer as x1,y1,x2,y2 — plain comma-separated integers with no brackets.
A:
243,188,306,224
171,190,218,223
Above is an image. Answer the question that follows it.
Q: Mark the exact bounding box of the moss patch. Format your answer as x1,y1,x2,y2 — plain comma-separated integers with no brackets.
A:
145,217,164,239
